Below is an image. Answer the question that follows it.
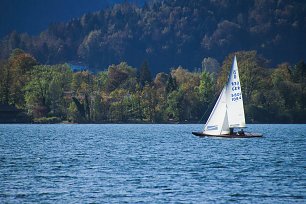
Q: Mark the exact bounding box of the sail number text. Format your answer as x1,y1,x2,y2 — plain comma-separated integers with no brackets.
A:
231,72,242,102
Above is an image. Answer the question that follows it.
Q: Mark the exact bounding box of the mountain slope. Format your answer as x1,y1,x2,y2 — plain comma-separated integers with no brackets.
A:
0,0,145,37
1,0,305,72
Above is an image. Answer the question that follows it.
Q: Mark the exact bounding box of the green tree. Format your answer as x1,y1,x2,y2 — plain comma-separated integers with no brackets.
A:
48,78,64,117
24,65,53,117
293,61,306,83
166,89,184,121
67,102,80,122
106,62,137,92
198,70,215,103
71,70,94,95
138,60,152,87
109,89,134,122
6,49,38,108
141,84,157,122
95,71,108,93
166,74,177,93
0,61,10,104
24,64,71,119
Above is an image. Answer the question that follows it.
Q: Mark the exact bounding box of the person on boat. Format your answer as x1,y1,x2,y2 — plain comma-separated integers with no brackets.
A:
237,129,245,136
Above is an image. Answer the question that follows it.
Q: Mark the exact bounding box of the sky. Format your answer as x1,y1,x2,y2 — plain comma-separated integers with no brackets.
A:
0,0,145,38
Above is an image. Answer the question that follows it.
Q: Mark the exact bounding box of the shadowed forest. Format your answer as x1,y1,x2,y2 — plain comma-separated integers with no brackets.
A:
0,0,305,72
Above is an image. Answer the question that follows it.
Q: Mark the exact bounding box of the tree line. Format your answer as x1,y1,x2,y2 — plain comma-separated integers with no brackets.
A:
0,49,305,123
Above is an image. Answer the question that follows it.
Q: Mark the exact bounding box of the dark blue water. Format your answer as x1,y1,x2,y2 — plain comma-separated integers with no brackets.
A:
0,124,305,203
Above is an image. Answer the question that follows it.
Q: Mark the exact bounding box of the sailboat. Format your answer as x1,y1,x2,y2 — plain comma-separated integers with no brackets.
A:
192,56,262,138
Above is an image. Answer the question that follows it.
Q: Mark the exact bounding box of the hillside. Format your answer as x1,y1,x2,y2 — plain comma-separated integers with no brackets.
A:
0,0,305,72
0,0,145,37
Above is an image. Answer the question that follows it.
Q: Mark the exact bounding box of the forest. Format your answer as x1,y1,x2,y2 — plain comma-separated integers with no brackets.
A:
0,0,305,73
0,49,306,124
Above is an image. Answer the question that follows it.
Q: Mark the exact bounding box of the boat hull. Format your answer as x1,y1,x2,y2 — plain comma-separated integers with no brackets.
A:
192,131,263,138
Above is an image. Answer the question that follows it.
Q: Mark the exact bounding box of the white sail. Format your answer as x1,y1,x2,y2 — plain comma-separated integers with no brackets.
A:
202,55,245,135
192,56,263,137
225,56,246,128
203,87,230,135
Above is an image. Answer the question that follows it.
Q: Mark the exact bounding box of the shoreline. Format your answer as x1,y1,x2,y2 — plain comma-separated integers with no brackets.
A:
0,122,303,125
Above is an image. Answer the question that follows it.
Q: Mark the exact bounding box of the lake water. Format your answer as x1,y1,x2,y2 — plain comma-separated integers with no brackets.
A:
0,124,305,203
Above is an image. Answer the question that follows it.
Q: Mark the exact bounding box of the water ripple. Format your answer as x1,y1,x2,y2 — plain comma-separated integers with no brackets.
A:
0,124,305,203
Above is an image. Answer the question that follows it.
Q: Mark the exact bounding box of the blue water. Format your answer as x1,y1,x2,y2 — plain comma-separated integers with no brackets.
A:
0,124,305,203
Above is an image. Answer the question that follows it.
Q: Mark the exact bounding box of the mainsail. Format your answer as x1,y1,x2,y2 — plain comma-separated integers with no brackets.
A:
226,56,246,128
203,56,245,135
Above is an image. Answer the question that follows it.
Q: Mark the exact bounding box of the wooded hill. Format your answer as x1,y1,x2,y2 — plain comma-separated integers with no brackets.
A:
0,0,305,73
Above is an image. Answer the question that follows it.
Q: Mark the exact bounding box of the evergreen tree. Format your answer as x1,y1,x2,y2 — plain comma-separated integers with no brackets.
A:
138,60,152,87
293,61,306,83
166,74,177,93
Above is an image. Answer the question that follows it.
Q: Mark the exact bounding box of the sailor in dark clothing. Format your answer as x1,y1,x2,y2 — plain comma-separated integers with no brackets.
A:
237,129,245,135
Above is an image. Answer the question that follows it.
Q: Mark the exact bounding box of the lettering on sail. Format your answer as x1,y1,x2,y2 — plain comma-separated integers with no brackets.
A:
231,70,242,102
